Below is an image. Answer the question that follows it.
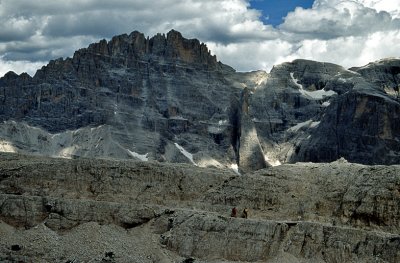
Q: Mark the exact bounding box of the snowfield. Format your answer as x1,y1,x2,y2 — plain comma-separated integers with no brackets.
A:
290,72,337,100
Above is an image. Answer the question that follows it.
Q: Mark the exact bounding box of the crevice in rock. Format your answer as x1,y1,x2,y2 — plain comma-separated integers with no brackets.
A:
10,244,22,251
119,218,152,229
22,198,28,229
286,222,298,228
229,96,241,165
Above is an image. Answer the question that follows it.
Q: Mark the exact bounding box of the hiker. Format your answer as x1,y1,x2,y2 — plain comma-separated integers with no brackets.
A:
242,208,249,219
231,207,237,217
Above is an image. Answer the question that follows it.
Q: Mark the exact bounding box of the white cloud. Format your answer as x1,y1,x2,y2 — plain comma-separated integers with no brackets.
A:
0,56,46,77
280,0,399,39
208,40,293,72
208,0,400,71
358,0,400,18
0,0,399,76
283,0,400,68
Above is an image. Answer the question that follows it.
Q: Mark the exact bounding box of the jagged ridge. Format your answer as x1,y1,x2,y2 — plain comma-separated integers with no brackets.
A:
0,30,400,169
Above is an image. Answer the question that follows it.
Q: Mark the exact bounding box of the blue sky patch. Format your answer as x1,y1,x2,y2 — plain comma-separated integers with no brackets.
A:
249,0,315,26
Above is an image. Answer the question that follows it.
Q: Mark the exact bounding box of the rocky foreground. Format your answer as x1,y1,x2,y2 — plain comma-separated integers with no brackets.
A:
1,153,400,262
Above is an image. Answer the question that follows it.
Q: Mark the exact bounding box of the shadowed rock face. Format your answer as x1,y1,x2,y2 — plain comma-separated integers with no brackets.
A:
285,60,400,164
0,30,400,170
349,58,400,95
0,29,228,132
292,89,400,164
250,59,400,166
0,30,250,168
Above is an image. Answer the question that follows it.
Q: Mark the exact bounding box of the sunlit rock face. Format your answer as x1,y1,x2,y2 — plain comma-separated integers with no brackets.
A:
0,30,400,170
1,154,400,262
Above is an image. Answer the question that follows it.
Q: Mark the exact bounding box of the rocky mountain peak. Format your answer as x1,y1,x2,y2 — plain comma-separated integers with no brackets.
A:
1,71,32,85
69,29,218,69
165,29,216,65
0,30,400,170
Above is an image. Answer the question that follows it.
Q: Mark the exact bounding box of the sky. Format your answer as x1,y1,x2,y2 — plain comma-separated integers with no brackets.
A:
0,0,399,76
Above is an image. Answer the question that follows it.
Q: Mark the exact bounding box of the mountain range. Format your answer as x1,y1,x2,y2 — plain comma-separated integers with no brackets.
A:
1,30,399,172
1,30,400,262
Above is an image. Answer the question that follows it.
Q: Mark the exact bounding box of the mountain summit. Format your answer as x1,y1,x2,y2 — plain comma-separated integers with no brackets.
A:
0,30,400,171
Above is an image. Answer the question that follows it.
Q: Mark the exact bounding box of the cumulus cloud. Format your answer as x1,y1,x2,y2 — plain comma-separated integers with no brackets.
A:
0,0,399,76
0,0,279,76
279,30,400,68
280,0,399,39
208,40,293,72
213,0,400,71
359,0,400,18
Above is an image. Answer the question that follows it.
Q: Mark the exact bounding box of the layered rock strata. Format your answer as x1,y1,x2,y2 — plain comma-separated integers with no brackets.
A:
1,153,400,262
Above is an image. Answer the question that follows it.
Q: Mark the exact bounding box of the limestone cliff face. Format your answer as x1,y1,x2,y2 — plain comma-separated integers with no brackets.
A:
250,59,400,166
292,89,400,164
237,87,268,172
286,64,400,165
0,30,248,169
1,30,400,170
349,58,400,97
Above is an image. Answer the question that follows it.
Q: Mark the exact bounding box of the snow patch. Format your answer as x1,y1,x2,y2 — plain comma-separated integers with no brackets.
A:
174,143,197,166
265,155,281,167
290,72,303,89
0,140,16,153
196,157,223,168
344,69,361,75
288,120,320,132
170,116,188,121
338,77,349,83
208,120,229,134
230,163,241,175
310,121,320,128
288,120,313,132
322,101,331,107
127,150,149,161
59,146,79,158
290,72,337,100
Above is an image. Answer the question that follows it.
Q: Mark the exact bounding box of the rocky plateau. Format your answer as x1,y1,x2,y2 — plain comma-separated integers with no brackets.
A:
0,30,400,262
1,153,400,262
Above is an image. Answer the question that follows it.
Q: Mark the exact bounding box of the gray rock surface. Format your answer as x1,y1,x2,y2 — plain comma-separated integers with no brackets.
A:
1,30,400,170
0,30,254,169
1,153,400,262
350,58,400,97
237,87,268,172
250,59,400,166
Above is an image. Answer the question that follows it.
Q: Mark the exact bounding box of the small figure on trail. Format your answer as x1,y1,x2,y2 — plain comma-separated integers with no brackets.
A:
231,207,237,217
242,208,249,219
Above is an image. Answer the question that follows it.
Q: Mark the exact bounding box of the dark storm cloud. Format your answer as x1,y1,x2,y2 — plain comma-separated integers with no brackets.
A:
0,16,39,42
